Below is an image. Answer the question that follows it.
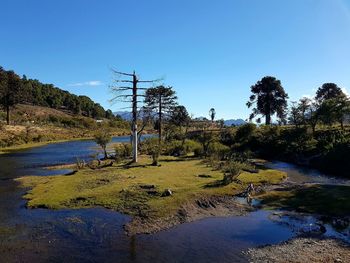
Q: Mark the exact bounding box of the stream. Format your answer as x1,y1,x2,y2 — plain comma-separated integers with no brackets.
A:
0,138,349,262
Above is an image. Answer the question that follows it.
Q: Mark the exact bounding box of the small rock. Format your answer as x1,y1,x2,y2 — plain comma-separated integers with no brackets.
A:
161,189,172,197
301,223,326,234
332,218,349,229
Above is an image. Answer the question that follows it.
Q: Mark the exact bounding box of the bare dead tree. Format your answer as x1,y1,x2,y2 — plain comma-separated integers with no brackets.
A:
137,105,155,145
110,69,161,163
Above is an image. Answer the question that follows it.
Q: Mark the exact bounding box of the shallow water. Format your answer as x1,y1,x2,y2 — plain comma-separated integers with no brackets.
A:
265,160,350,185
0,138,348,262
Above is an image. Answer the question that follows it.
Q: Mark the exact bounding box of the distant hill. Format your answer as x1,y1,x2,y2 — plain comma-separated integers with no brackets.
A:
113,109,151,121
114,111,132,121
193,117,209,121
224,119,246,126
0,66,114,120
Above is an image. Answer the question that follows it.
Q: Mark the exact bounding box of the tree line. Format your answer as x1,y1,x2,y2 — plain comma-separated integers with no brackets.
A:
0,66,114,124
247,76,350,129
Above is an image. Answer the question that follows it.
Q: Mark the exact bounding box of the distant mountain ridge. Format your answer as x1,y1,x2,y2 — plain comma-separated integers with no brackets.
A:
114,111,133,120
224,119,246,126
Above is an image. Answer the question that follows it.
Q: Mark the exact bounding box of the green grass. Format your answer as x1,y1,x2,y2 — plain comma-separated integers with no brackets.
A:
16,156,286,219
0,226,16,236
238,169,287,184
256,184,350,216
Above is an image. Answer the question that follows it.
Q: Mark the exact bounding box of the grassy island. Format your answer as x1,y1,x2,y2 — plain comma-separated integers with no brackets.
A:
17,156,286,234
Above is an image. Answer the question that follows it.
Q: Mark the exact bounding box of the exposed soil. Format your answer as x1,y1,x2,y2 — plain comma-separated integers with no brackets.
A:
125,195,252,235
246,237,350,263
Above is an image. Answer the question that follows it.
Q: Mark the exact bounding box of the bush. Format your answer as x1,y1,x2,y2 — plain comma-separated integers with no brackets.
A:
235,123,257,143
140,138,160,165
163,139,202,156
163,140,183,156
219,128,236,147
94,131,112,159
207,142,230,160
315,129,349,151
222,160,244,185
114,143,132,162
193,144,204,157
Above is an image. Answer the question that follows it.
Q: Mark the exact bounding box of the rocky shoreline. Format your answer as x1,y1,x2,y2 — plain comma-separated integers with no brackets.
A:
246,237,350,263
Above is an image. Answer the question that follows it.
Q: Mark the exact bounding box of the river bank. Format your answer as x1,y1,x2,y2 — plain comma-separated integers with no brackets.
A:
0,130,133,155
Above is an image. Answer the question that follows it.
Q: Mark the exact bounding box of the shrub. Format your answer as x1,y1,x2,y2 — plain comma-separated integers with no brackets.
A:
163,140,183,156
114,143,132,162
141,138,160,165
207,142,231,160
193,144,204,157
315,129,349,151
222,160,244,185
94,131,112,159
235,123,257,143
163,139,202,156
219,128,236,147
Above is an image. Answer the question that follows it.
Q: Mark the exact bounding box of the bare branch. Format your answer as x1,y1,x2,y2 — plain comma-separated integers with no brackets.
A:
110,87,133,92
111,69,134,77
113,80,133,83
138,79,162,83
111,94,134,98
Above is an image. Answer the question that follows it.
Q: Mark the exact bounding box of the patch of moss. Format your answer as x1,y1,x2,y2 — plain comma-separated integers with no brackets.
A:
0,226,16,236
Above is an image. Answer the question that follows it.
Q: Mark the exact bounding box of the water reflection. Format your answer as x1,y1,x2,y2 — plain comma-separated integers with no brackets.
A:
0,138,348,262
266,161,350,185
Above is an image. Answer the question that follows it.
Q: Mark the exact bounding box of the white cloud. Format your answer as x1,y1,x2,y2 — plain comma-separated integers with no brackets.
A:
68,80,103,87
301,94,312,99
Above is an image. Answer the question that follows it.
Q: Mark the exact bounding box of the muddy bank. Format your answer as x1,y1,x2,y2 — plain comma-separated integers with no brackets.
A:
125,195,252,235
247,237,350,263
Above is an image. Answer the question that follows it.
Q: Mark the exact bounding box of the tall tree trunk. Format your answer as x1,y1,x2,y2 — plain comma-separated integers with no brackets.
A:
6,105,10,125
158,95,162,145
103,146,107,160
181,122,189,148
311,123,316,135
265,113,271,125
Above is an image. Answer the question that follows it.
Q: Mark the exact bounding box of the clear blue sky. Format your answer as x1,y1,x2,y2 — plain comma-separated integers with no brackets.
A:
1,0,350,120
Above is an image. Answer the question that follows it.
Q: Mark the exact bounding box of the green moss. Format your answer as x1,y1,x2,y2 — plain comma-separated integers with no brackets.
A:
237,169,287,184
16,156,285,219
256,184,350,216
0,226,16,236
